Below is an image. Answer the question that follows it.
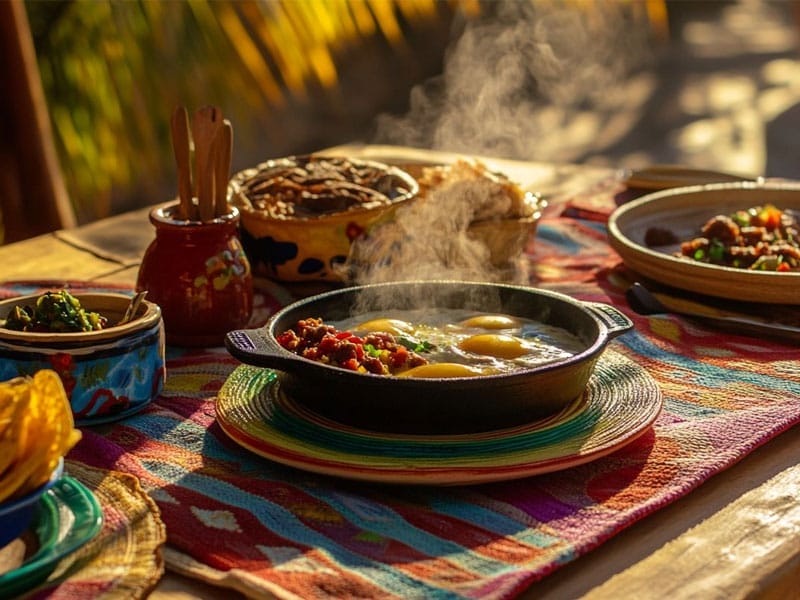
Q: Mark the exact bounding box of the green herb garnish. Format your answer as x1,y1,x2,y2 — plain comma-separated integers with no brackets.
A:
364,343,382,357
708,239,725,262
397,336,434,353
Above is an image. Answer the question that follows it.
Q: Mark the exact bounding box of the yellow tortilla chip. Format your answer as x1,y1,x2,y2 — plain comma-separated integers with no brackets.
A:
0,370,81,502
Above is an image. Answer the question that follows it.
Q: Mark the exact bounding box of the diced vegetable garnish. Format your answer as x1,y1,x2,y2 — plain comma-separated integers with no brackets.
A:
678,204,798,271
4,290,107,332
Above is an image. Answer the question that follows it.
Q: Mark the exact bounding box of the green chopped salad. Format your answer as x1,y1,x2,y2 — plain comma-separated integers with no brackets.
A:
4,290,107,332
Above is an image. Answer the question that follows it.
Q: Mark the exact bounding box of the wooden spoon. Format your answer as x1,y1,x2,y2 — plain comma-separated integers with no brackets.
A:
192,105,223,222
169,106,193,220
215,120,233,218
118,290,148,326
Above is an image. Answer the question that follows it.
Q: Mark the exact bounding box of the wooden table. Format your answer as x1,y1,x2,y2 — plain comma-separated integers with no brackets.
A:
1,146,798,599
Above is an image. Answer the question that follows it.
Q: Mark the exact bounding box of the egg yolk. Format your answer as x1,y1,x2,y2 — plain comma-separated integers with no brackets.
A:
458,334,527,359
398,363,485,378
459,314,521,329
352,318,413,336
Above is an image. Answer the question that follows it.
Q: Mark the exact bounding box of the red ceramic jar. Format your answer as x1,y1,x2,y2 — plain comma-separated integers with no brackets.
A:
137,202,253,346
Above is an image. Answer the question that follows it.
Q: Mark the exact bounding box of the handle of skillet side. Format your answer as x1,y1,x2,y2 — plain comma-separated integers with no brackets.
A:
582,302,634,340
225,327,302,371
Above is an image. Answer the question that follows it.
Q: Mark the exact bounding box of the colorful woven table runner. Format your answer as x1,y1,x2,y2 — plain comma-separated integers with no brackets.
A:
3,191,799,599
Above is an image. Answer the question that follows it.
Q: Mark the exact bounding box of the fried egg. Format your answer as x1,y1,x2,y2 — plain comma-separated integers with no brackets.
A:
339,310,584,377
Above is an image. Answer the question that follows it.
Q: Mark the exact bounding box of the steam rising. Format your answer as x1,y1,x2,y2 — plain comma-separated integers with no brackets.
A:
347,2,654,289
343,165,537,285
346,185,504,283
374,1,653,161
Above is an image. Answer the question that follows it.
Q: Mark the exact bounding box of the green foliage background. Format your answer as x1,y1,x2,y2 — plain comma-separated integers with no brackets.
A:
25,0,460,223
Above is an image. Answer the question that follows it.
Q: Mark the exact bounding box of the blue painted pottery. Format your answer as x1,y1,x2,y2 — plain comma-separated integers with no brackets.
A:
0,293,165,424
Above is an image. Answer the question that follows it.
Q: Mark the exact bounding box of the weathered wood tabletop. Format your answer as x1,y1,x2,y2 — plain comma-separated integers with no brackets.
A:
1,146,797,599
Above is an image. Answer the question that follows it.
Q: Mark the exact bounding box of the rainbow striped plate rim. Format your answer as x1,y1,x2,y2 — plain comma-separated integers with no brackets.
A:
215,350,662,485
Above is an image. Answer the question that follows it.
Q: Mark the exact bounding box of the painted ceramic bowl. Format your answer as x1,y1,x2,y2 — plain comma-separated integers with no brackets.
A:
0,293,165,424
230,155,419,282
0,459,63,548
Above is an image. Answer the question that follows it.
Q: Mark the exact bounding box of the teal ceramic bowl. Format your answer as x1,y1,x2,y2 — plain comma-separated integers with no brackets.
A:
0,293,165,425
0,473,103,599
0,459,63,548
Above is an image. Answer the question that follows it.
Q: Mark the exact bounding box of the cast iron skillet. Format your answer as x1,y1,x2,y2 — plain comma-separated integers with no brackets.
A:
224,281,633,434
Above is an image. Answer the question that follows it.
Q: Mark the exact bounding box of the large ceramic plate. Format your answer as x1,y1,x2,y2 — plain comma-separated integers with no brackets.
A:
608,182,800,304
216,351,662,485
0,476,103,599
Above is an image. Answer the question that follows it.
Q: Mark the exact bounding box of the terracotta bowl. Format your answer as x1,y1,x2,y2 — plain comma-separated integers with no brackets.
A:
341,161,546,283
0,293,165,424
608,181,800,303
229,155,419,282
401,162,547,266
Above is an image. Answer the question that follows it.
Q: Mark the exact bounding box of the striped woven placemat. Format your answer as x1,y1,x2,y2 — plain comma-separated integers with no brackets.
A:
4,201,799,598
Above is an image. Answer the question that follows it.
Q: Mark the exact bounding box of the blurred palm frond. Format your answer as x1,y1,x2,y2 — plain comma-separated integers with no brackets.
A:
25,0,464,222
25,0,665,223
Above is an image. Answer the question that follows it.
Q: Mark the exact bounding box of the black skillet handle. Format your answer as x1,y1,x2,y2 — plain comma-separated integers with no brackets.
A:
224,327,299,371
582,302,634,340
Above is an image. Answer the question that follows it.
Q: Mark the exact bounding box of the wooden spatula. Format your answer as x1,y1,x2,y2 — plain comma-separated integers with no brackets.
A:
214,120,233,218
192,105,223,222
169,106,194,220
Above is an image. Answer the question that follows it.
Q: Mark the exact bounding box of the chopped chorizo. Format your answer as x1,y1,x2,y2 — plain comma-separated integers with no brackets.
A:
701,215,739,243
276,319,428,375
